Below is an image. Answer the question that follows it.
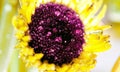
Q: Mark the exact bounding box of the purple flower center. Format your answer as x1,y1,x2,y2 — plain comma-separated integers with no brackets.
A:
28,3,84,66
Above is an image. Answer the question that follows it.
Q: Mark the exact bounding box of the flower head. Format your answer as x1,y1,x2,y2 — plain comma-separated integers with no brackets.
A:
13,0,111,72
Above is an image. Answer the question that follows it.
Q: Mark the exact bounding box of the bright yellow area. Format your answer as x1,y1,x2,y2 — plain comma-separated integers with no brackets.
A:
112,57,120,72
111,22,120,37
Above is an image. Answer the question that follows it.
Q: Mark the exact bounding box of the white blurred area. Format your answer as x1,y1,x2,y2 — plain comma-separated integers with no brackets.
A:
92,32,120,72
92,0,120,72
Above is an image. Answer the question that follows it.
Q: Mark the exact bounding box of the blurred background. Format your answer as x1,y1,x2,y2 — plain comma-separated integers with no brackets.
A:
0,0,120,72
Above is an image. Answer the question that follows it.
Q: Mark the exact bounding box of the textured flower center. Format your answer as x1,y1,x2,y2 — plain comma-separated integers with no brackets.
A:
28,3,84,66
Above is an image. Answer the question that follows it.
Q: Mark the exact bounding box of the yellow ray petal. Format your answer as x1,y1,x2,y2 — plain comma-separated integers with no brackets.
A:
84,0,103,24
84,34,111,52
85,25,111,33
61,0,70,5
73,52,96,71
56,64,71,72
78,0,95,19
90,5,107,26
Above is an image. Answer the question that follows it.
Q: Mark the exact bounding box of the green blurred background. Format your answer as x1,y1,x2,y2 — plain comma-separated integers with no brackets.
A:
0,0,120,72
0,0,27,72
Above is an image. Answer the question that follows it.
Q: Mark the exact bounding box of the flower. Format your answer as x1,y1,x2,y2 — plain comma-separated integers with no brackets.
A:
13,0,111,72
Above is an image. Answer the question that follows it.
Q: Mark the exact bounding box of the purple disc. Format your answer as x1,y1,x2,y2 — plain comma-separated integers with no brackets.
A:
28,3,84,66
